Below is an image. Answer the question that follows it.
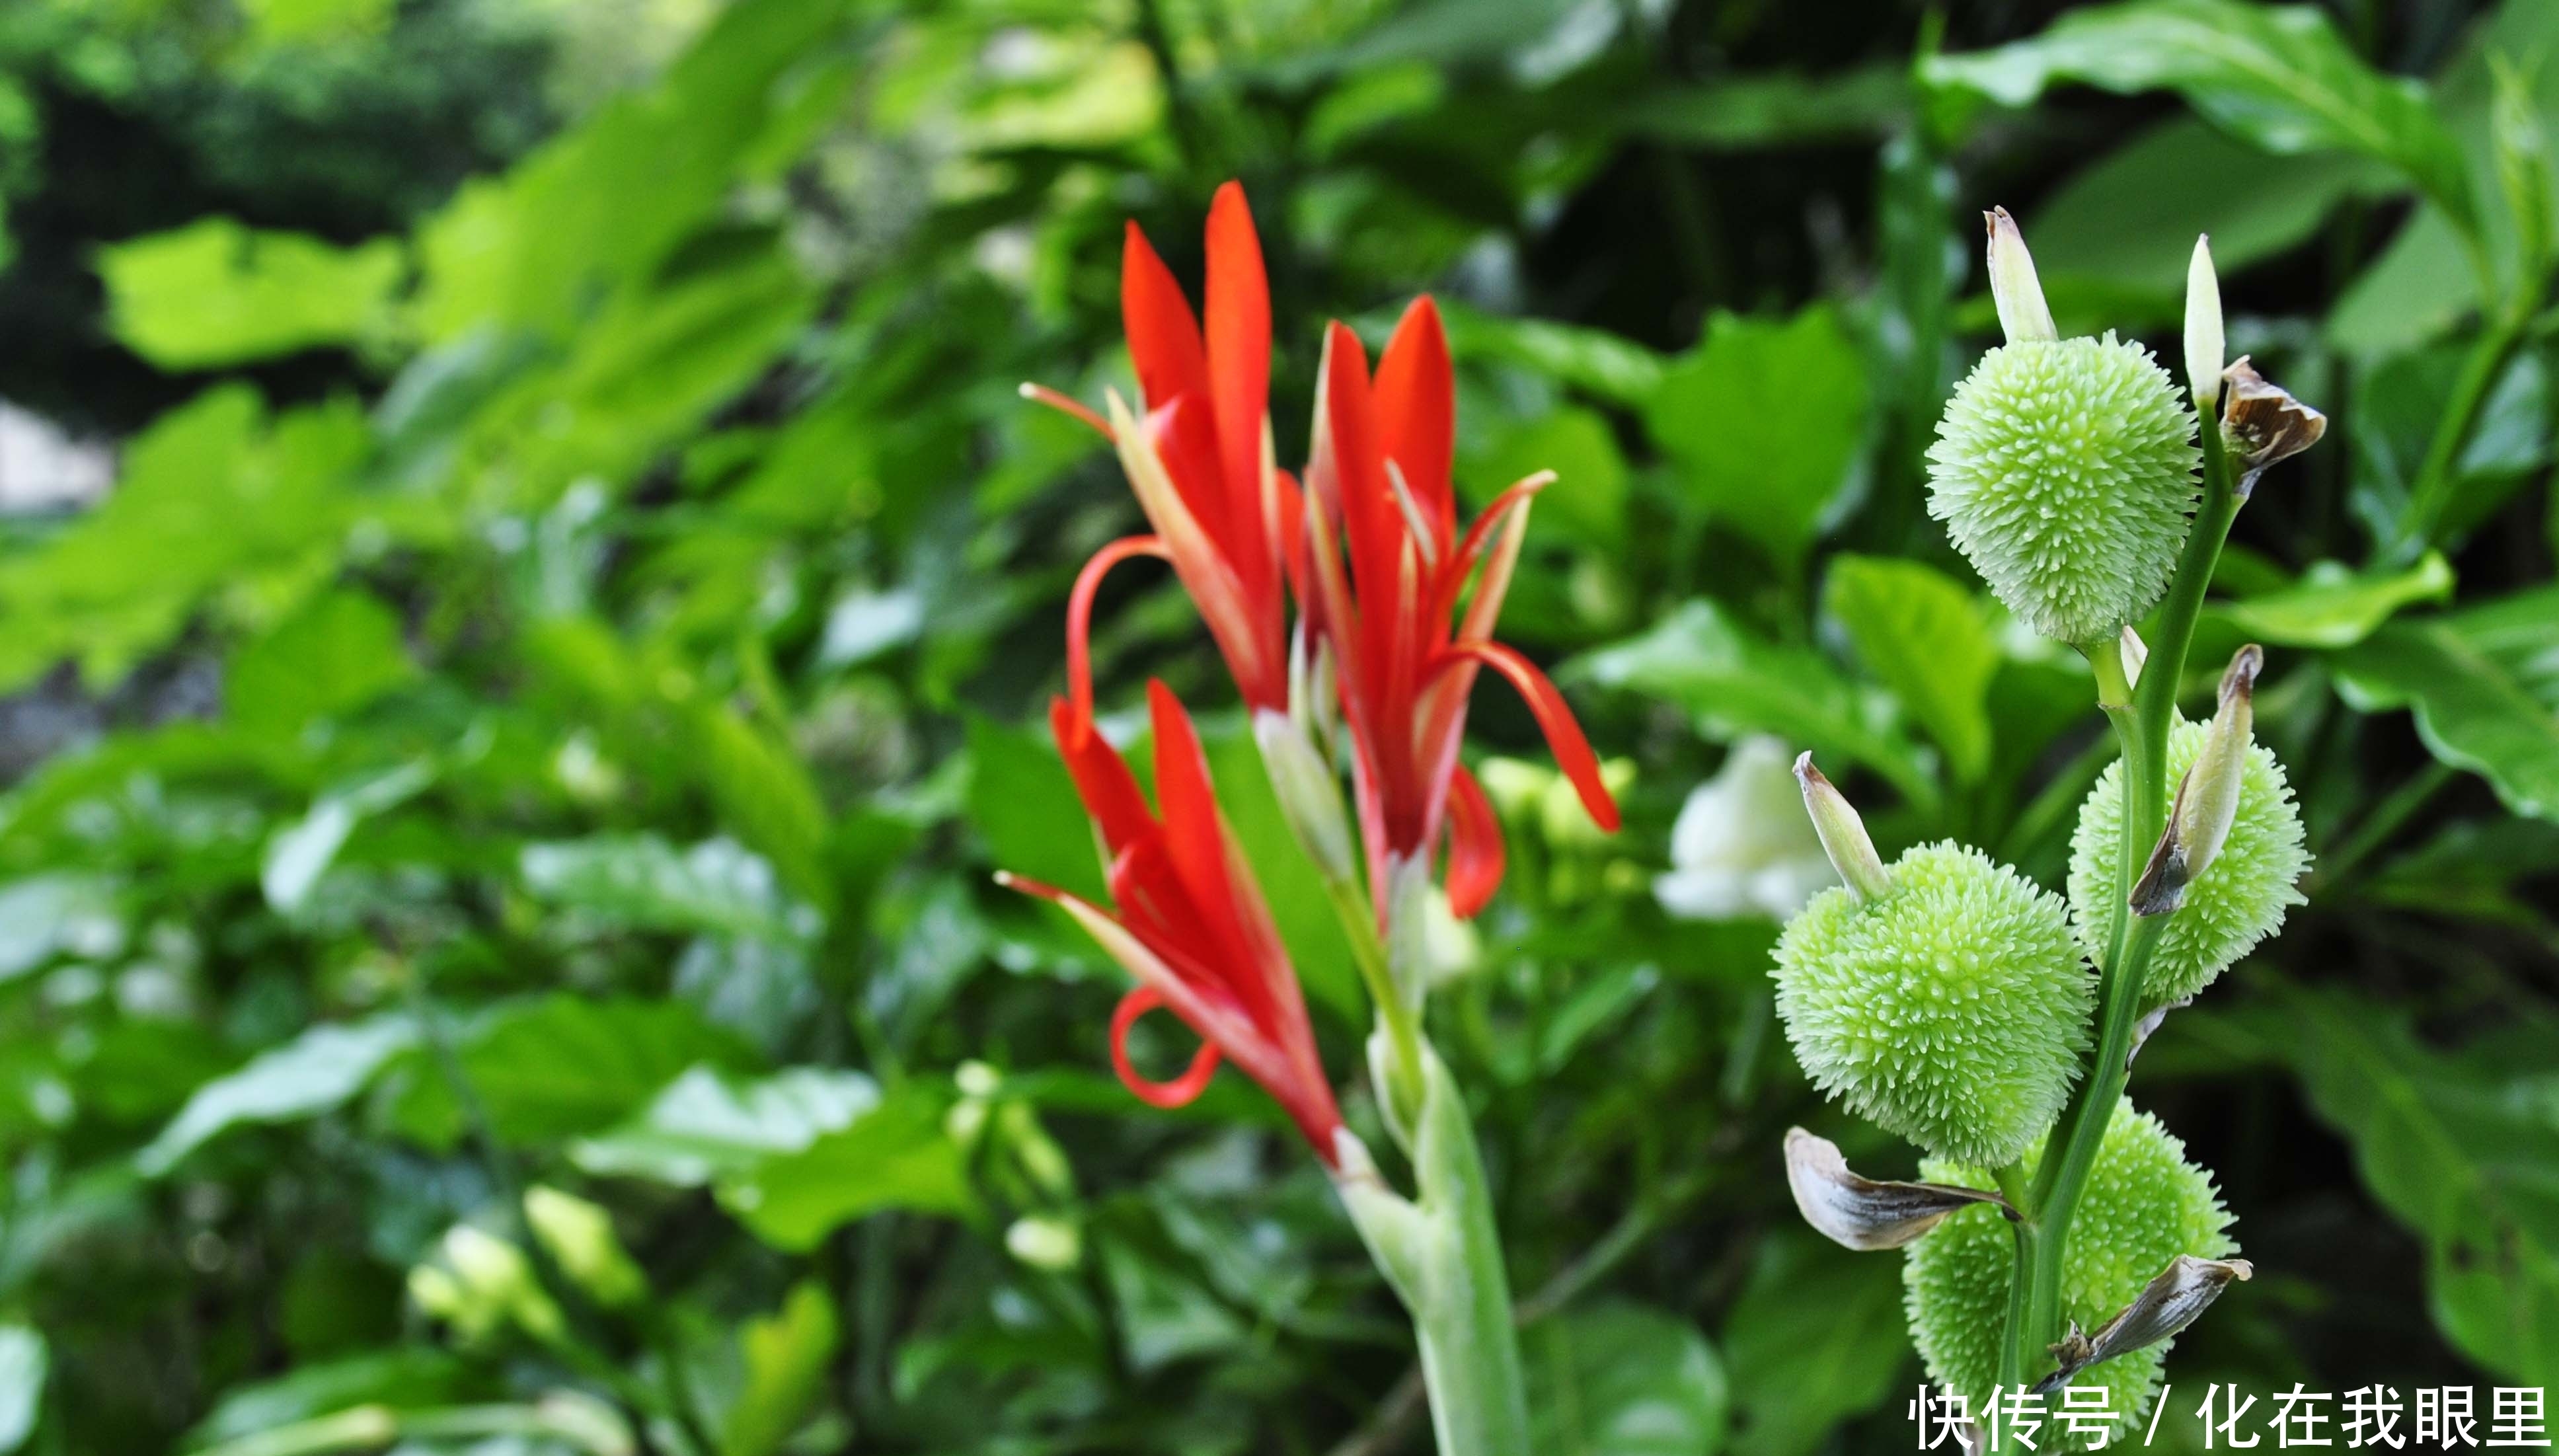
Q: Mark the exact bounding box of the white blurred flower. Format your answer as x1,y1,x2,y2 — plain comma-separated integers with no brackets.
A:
1654,736,1836,922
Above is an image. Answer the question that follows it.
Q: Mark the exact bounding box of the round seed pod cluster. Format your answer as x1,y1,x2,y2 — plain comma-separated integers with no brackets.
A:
2069,718,2309,1009
1927,334,2201,644
1773,842,2090,1169
1904,1100,2236,1441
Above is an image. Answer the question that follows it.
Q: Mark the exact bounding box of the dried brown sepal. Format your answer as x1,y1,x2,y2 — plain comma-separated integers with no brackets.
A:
2131,644,2262,917
2219,357,2326,496
1782,1127,2016,1252
2030,1254,2254,1395
2126,996,2195,1071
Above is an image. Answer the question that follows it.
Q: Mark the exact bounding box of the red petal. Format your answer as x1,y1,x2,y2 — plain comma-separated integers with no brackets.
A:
1121,221,1209,414
1375,295,1455,548
1143,682,1270,1014
1434,640,1620,833
1203,182,1272,592
1066,535,1168,732
1049,696,1157,859
1110,986,1223,1107
1445,762,1506,917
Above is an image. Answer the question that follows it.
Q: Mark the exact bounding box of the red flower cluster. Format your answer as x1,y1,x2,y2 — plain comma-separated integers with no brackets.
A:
1010,182,1618,1160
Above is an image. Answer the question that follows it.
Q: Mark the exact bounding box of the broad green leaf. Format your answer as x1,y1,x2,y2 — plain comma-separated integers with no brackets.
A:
2032,116,2400,299
99,219,403,370
2210,553,2454,648
0,1326,43,1453
1822,556,1997,782
1571,600,1930,806
1646,307,1868,564
187,1350,475,1449
1527,1301,1728,1456
720,1088,974,1250
0,389,369,693
572,1065,880,1186
721,1282,839,1456
227,590,416,740
1436,300,1667,406
1613,65,1907,152
689,699,833,913
1925,0,2474,233
262,761,437,913
1720,1233,1909,1456
238,0,395,44
394,996,757,1150
2279,988,2559,1385
2348,344,2548,551
521,835,812,942
0,876,120,981
1467,406,1626,546
966,712,1105,903
140,1016,418,1174
2333,588,2559,820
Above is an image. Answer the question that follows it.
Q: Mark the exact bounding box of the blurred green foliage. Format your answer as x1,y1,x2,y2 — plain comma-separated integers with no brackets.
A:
0,0,2549,1453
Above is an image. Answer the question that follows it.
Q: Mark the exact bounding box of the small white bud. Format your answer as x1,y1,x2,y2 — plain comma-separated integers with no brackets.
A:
1985,207,2057,345
2185,235,2223,410
1792,753,1891,902
1005,1215,1082,1270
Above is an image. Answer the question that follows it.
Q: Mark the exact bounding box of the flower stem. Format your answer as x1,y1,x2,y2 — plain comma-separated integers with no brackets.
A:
1322,874,1428,1132
2007,417,2240,1387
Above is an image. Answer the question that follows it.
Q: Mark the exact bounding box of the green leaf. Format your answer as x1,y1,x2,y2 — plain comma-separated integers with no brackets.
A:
1822,556,1997,783
1646,307,1869,564
0,875,120,982
2210,553,2455,648
720,1087,973,1250
262,761,437,913
1571,600,1930,806
396,996,757,1150
1467,406,1627,547
1612,65,1907,153
98,219,404,371
1720,1233,1909,1456
2333,588,2559,820
1527,1301,1728,1456
2032,116,2400,300
0,1326,44,1453
571,1065,880,1186
966,712,1105,903
2278,987,2559,1385
689,700,834,913
0,389,369,693
520,835,813,942
187,1350,475,1449
140,1016,418,1175
721,1282,839,1456
1925,0,2474,233
227,590,417,740
1435,301,1667,407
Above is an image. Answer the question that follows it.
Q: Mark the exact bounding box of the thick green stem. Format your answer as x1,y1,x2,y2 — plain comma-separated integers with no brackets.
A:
1335,1047,1533,1456
2006,420,2241,1387
1321,874,1428,1131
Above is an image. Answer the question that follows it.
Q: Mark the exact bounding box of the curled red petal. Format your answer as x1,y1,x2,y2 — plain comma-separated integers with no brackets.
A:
1065,535,1168,731
1121,221,1209,414
1433,640,1620,833
1143,682,1270,1012
1049,696,1156,859
1375,295,1455,548
1445,761,1506,918
1110,986,1223,1107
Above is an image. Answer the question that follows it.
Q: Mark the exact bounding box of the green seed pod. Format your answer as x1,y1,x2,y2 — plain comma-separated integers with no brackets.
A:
1926,334,2201,644
2069,718,2308,1009
1904,1100,2235,1441
1773,841,2090,1168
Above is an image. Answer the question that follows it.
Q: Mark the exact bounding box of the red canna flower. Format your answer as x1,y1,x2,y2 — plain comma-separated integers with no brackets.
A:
1026,182,1297,723
999,681,1344,1164
1301,298,1619,920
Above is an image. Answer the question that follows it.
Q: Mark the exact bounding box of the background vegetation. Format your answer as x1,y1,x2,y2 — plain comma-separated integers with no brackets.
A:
0,0,2550,1452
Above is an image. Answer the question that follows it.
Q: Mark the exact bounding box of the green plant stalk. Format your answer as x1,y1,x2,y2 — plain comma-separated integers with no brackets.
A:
2004,422,2242,1387
1322,873,1428,1132
1335,1045,1534,1456
2395,305,2529,561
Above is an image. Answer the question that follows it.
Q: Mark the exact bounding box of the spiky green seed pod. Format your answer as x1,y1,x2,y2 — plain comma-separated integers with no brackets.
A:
1927,334,2201,644
1773,842,2090,1168
2069,718,2308,1009
1905,1100,2235,1441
